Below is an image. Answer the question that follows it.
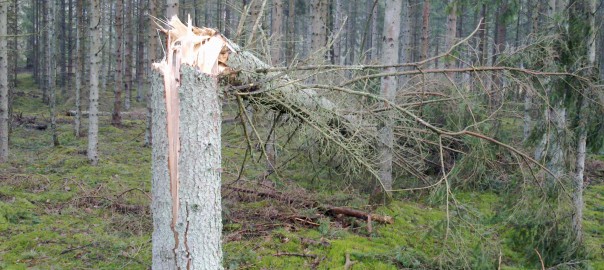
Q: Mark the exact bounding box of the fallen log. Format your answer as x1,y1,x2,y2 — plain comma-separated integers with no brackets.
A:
225,186,393,224
321,206,393,224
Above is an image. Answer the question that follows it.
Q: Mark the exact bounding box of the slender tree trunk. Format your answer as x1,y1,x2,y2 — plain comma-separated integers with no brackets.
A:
489,0,508,132
74,0,84,137
67,0,73,96
0,0,8,162
370,0,379,60
101,2,113,94
48,0,59,146
411,0,421,62
444,0,457,74
400,0,411,64
572,0,596,243
347,0,357,65
166,0,179,18
535,0,567,188
267,0,285,173
6,0,17,135
420,0,430,61
136,0,146,102
41,0,49,104
88,0,102,165
151,66,223,270
224,2,231,37
286,0,296,63
379,0,403,192
361,0,377,62
112,0,124,126
124,0,134,110
59,0,67,90
523,0,540,142
145,0,160,146
99,2,107,91
478,4,487,66
33,0,39,83
8,0,17,89
310,0,328,59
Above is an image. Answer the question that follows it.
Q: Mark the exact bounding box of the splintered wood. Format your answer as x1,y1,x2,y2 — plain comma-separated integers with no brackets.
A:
154,15,233,76
152,15,235,257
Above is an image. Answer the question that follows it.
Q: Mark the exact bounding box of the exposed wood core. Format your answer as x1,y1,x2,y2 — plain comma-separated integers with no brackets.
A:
152,16,234,267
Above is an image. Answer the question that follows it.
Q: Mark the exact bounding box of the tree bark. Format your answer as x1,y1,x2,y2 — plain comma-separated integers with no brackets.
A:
400,0,411,64
534,0,567,188
286,0,296,63
59,0,67,90
379,0,403,191
41,0,49,104
67,0,73,96
112,0,124,126
0,0,8,162
145,0,160,146
166,0,179,18
8,0,17,89
420,0,430,61
74,0,84,137
136,0,146,102
88,0,102,165
444,0,457,74
48,0,59,147
572,0,596,243
346,0,357,65
268,0,285,172
124,0,134,110
151,65,223,270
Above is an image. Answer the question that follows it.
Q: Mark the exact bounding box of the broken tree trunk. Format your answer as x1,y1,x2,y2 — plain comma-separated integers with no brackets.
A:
151,18,226,269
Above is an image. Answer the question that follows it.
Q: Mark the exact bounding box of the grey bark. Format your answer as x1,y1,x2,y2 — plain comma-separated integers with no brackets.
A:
166,0,179,18
151,66,223,269
59,0,66,89
41,0,49,104
534,0,567,188
420,0,430,61
523,0,540,142
48,0,59,146
379,0,403,191
268,0,285,172
444,0,457,73
286,0,296,63
101,2,113,93
370,0,379,60
88,0,102,165
0,1,8,162
572,0,596,243
136,0,145,102
145,0,160,146
346,0,357,65
333,0,344,65
124,0,134,110
400,0,411,64
112,0,124,126
74,0,84,137
8,0,17,89
67,0,73,96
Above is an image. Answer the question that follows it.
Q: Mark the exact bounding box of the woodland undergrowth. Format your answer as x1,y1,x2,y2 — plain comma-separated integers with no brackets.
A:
0,73,602,269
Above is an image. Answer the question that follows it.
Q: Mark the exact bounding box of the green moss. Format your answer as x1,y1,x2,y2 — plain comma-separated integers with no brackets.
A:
2,73,603,269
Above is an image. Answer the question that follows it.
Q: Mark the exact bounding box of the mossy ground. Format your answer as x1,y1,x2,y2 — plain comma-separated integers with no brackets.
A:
0,74,602,269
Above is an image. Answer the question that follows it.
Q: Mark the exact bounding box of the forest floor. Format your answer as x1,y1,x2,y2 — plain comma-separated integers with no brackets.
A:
0,73,603,269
